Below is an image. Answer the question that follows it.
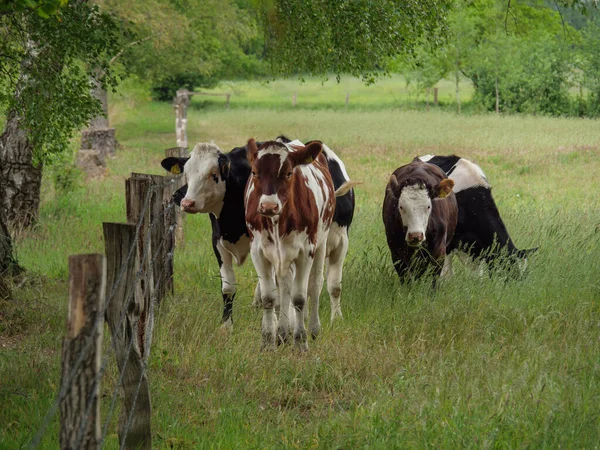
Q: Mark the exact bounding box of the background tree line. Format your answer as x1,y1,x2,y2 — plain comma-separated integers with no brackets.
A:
394,0,600,117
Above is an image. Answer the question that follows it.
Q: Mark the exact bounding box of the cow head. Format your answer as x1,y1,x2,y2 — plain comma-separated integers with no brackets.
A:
390,175,454,247
246,138,323,218
161,143,230,214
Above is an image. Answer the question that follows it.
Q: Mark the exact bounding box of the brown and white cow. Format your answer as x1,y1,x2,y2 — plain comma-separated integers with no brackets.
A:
382,159,458,281
245,139,337,351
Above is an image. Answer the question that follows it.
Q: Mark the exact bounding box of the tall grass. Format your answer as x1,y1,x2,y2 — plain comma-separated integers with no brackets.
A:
1,79,599,448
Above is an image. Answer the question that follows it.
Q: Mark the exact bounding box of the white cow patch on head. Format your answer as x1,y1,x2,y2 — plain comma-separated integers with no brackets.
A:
182,142,226,215
257,145,287,174
398,184,432,246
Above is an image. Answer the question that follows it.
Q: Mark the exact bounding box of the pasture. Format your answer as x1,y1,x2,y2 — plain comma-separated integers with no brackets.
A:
1,78,600,448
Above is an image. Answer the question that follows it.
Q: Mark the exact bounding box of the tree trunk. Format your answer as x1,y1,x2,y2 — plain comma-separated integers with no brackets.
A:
0,110,43,228
455,51,461,115
495,75,500,114
0,213,17,275
89,69,109,129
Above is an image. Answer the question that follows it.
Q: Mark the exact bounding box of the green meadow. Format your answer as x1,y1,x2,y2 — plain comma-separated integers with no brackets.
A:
1,77,600,448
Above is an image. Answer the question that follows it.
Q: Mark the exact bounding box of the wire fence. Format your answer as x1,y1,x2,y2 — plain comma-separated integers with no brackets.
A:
27,147,188,449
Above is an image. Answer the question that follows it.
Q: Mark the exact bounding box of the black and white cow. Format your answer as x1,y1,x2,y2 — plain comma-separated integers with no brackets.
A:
161,138,356,330
419,154,536,275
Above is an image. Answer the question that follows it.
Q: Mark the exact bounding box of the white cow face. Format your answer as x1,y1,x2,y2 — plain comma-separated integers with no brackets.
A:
398,179,453,247
181,143,227,215
398,184,432,247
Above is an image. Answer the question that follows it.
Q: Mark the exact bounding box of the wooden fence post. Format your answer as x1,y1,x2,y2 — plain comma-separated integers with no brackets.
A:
103,223,152,450
225,93,231,109
125,176,156,356
434,87,439,106
174,89,190,149
130,173,175,300
60,254,106,450
345,92,350,106
292,92,297,107
426,88,430,111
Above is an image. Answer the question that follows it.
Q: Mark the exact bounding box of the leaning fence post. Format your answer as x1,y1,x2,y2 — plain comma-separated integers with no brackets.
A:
103,222,152,450
60,254,106,450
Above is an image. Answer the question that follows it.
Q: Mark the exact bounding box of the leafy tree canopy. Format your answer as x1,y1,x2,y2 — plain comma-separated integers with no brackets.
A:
255,0,454,84
99,0,266,100
0,0,123,164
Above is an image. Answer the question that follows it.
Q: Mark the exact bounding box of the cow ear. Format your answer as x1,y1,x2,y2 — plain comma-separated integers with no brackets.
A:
247,138,258,165
434,178,454,198
161,157,189,175
218,152,230,180
289,141,322,166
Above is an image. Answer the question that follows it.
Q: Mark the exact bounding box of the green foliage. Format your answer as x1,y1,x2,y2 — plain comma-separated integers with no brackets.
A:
579,21,600,115
257,0,453,84
0,0,67,18
472,33,575,115
0,1,123,164
102,0,266,102
395,0,589,116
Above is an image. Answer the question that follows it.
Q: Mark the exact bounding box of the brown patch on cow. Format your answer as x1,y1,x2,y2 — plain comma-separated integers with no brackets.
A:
245,140,335,245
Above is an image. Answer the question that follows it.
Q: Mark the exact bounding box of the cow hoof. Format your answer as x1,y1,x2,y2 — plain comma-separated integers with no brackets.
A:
276,327,290,345
261,332,276,351
218,319,233,336
295,341,308,352
309,325,321,340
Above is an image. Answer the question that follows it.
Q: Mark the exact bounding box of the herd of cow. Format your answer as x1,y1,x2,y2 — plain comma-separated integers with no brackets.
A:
161,136,535,351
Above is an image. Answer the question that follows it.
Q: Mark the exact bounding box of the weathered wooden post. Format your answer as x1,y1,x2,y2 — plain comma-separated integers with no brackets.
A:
174,89,190,149
103,223,152,450
345,92,350,106
130,173,173,301
125,175,156,355
225,93,231,109
426,88,430,112
292,92,297,107
60,254,106,450
433,87,439,106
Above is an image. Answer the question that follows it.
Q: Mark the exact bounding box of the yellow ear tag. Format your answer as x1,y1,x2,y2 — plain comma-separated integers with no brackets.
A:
438,190,449,199
170,165,181,175
304,156,313,164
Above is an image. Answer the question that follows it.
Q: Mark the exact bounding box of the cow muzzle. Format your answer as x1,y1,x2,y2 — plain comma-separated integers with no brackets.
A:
258,201,280,217
406,231,425,247
181,199,198,213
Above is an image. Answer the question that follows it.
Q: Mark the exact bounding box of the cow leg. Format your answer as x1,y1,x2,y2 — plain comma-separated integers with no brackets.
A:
276,269,294,344
215,241,236,332
250,243,278,350
308,243,327,339
252,283,261,309
292,255,313,352
441,253,454,278
326,232,348,323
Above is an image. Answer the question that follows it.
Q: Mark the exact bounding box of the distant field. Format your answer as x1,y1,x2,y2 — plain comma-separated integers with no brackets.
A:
189,74,475,112
1,81,600,448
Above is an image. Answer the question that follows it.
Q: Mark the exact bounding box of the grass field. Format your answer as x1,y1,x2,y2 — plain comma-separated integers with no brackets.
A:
1,77,600,448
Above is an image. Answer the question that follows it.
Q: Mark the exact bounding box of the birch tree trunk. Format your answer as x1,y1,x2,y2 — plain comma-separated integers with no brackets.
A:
0,110,43,228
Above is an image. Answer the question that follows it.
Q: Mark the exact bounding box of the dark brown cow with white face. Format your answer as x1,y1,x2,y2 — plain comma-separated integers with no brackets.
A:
245,139,336,351
382,159,458,281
